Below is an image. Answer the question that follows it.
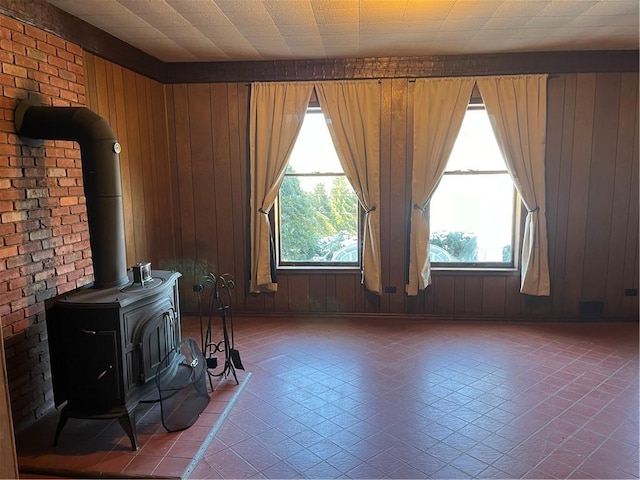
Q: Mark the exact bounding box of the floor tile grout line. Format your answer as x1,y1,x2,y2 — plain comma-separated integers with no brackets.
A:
180,372,252,480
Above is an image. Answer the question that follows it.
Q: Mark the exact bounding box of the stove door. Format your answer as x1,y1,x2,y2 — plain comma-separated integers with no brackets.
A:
129,298,179,385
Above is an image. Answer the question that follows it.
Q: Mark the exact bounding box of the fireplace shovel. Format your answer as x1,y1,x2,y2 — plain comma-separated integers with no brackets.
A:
230,347,244,370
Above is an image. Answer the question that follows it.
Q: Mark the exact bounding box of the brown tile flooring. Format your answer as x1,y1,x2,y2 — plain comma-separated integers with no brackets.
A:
17,316,639,479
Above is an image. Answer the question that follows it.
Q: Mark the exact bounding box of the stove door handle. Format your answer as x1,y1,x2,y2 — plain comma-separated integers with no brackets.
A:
97,365,113,380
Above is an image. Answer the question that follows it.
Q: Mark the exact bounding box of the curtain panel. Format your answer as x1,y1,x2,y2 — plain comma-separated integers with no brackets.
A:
407,74,550,297
315,81,382,294
249,82,313,293
406,78,476,295
250,80,382,294
477,74,550,296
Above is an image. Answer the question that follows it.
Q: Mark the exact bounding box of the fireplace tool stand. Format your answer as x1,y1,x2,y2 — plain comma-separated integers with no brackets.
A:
195,273,244,391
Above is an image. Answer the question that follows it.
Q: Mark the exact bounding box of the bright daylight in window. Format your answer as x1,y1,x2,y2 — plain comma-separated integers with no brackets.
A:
429,106,517,267
277,107,360,266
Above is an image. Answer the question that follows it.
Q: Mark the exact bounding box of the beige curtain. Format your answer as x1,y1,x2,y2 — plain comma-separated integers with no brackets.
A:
249,82,313,293
477,75,550,296
315,81,382,294
406,78,475,295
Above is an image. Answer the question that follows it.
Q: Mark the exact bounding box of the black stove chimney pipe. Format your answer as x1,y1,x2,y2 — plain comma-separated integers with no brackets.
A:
15,101,129,289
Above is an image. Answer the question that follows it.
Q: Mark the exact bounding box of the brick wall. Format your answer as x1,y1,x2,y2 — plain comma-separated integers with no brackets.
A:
0,14,92,428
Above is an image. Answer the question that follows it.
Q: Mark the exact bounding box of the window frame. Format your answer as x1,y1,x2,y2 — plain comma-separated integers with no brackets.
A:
429,101,522,272
275,105,363,269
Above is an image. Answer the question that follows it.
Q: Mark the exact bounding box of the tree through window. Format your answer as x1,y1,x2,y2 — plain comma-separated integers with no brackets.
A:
277,107,360,265
429,104,518,267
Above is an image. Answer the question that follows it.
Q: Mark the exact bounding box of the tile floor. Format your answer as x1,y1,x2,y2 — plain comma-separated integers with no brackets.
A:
16,315,639,479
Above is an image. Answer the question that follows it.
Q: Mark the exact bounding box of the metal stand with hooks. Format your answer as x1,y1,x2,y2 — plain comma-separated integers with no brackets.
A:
194,273,244,391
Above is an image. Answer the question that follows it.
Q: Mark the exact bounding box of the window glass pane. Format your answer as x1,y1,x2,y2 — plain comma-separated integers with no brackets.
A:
280,175,359,263
430,173,514,263
287,109,343,174
279,107,359,265
446,109,506,172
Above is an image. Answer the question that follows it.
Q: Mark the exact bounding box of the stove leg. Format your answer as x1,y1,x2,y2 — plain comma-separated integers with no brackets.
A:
118,413,138,451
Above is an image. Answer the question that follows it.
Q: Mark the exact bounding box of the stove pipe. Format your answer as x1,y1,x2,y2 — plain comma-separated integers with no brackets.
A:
15,102,129,289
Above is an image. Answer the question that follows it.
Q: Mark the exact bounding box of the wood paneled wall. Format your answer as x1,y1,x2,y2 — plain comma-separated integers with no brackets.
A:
84,54,178,276
84,52,638,320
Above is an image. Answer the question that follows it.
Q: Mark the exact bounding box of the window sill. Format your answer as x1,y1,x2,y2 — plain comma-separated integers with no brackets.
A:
277,265,361,275
431,267,519,276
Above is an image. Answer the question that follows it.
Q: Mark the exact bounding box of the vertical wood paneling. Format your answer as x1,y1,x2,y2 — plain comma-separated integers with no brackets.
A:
210,84,233,276
548,74,576,315
389,78,409,313
379,79,392,312
187,84,218,277
227,83,250,309
288,274,310,312
170,84,198,280
335,275,357,312
85,57,638,320
562,73,597,314
464,277,483,315
504,275,523,316
453,277,466,316
109,64,137,268
622,103,639,317
482,277,506,316
122,68,149,262
433,276,455,314
309,275,327,311
326,274,337,312
544,75,566,305
605,73,638,316
135,74,156,263
581,74,621,300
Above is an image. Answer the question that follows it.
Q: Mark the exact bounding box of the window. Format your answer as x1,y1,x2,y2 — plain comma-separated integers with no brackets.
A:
429,104,519,268
276,107,360,266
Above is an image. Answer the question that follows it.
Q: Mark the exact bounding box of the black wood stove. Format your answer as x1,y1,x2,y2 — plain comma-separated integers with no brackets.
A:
46,270,181,450
15,101,183,450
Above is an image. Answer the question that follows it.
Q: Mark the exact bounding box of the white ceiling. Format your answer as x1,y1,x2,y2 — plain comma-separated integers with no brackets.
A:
47,0,639,63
